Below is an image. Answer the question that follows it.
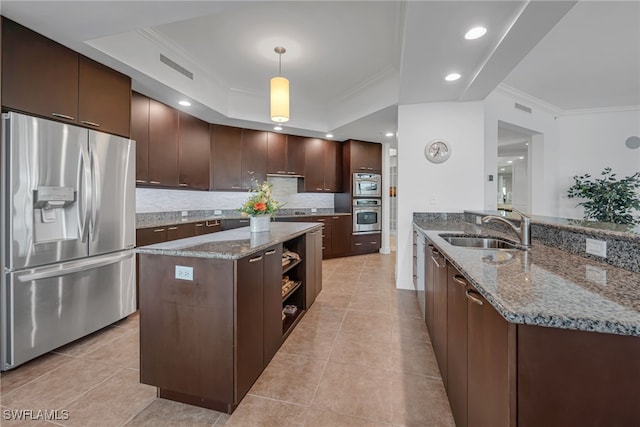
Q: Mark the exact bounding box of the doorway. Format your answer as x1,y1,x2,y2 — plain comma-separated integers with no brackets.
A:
497,122,534,212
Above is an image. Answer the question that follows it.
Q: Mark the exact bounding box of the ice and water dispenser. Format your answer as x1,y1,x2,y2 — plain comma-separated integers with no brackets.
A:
32,186,77,242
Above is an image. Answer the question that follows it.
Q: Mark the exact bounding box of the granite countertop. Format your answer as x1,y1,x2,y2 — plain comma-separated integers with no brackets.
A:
136,210,351,229
137,222,322,260
413,220,640,337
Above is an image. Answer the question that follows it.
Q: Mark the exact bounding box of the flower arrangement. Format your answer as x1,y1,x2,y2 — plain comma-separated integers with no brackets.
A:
238,180,281,216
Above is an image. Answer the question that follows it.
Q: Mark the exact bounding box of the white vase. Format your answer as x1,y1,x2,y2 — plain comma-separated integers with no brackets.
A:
250,215,271,232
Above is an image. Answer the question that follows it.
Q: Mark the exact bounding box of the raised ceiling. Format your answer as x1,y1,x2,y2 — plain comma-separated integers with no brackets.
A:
2,1,637,143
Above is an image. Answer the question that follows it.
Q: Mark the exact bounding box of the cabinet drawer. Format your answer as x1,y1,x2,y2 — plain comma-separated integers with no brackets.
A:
351,233,381,254
136,227,168,246
195,220,221,235
166,223,196,241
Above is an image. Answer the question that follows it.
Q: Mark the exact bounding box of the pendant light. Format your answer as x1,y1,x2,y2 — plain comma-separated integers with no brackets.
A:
270,46,289,123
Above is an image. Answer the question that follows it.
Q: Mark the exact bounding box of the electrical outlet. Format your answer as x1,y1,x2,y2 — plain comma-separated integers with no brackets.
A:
181,210,188,217
475,216,482,225
175,265,194,281
214,210,222,215
311,208,317,213
585,265,607,286
586,238,607,258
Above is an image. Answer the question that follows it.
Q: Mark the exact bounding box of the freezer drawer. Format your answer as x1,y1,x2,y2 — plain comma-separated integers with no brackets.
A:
1,251,136,370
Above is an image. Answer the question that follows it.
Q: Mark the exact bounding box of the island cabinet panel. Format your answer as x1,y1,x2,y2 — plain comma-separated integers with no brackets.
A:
139,255,235,405
432,248,448,386
466,288,514,427
446,264,468,427
263,245,284,366
240,129,267,189
211,124,242,191
2,17,78,122
148,99,179,187
131,92,150,184
78,56,131,137
236,252,266,400
425,244,436,336
517,325,640,427
178,112,210,190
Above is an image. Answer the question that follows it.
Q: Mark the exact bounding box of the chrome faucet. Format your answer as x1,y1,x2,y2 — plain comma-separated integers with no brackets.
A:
481,208,531,247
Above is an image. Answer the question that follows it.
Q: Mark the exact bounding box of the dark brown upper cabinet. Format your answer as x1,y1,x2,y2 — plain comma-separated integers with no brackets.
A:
131,92,150,184
267,133,304,176
2,18,78,122
347,139,382,173
178,112,210,190
302,138,342,193
78,56,131,137
240,129,267,189
211,124,242,191
285,136,305,176
148,99,179,187
1,18,131,137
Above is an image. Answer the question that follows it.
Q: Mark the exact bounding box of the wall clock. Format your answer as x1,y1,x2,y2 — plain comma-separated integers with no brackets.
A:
424,139,451,163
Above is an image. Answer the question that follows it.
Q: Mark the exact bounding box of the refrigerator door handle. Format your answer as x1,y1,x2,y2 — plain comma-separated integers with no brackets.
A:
79,145,91,243
89,147,101,235
16,252,134,282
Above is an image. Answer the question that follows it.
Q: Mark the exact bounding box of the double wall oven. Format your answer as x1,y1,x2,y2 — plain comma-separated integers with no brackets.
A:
352,173,382,235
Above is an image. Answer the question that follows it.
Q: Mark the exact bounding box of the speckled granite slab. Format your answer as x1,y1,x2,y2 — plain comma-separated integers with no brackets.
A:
136,209,349,229
413,222,640,337
137,222,322,260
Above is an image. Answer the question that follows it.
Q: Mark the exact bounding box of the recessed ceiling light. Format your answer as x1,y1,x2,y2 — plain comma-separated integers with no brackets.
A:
178,100,191,107
525,142,529,146
385,132,395,137
326,133,334,138
465,26,487,40
273,125,283,131
445,73,461,82
519,156,524,160
507,160,513,164
500,168,505,171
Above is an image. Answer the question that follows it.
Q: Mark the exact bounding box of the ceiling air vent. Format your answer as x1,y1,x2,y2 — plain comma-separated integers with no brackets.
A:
160,54,193,80
514,102,532,114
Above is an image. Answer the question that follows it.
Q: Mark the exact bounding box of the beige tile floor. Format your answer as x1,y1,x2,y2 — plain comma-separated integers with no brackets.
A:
0,253,454,426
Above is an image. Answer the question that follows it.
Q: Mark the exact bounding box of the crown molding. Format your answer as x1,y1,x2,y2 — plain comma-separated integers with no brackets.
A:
561,105,640,116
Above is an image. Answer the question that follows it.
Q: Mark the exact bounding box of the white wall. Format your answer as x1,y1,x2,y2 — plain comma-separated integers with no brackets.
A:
396,101,484,289
136,176,334,213
556,109,640,218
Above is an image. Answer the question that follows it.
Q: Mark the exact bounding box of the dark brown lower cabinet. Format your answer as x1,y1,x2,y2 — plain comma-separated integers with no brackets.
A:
432,248,448,386
139,229,320,414
424,241,640,427
350,233,381,255
447,264,468,427
166,223,196,241
194,220,221,235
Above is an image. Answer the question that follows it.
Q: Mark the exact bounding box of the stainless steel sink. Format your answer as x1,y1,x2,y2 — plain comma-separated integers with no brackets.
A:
440,235,522,250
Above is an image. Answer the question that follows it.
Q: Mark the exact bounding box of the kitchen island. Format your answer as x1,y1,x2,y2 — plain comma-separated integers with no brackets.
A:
413,212,640,427
137,222,323,414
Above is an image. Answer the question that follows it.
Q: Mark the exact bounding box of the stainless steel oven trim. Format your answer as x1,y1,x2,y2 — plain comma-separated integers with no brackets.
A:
353,205,382,234
353,173,382,198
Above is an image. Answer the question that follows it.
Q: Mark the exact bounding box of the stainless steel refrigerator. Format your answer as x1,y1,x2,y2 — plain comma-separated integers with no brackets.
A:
1,111,136,371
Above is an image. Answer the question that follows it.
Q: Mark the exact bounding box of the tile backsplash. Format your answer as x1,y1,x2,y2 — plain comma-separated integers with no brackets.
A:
136,176,335,213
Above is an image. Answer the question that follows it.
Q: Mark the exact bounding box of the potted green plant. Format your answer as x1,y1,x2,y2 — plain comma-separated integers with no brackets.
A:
567,167,640,225
239,180,281,232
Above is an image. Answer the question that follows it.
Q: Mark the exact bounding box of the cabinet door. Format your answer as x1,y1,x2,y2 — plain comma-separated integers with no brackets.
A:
367,142,382,173
447,265,469,427
432,248,448,386
425,245,436,336
148,99,179,186
303,138,325,192
194,220,221,235
467,287,511,427
166,223,196,241
350,140,370,172
131,92,150,184
263,245,283,366
178,112,210,190
211,125,242,190
286,135,305,175
324,139,341,192
236,252,265,400
241,129,267,189
78,56,131,137
2,18,78,122
266,132,287,174
136,227,168,246
331,215,351,258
